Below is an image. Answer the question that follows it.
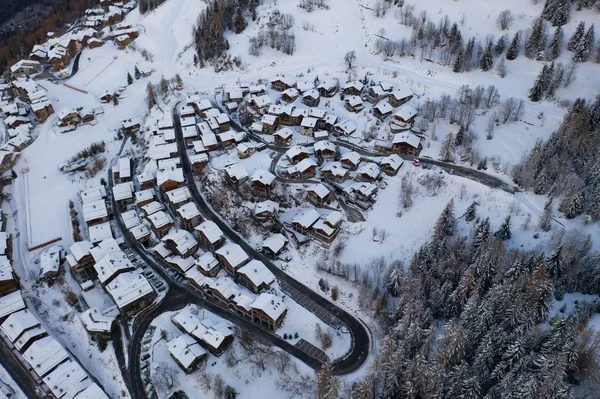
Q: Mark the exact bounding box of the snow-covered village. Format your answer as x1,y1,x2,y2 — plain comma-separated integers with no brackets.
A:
0,0,598,398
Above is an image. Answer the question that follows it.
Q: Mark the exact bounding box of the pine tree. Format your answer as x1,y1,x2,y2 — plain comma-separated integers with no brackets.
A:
439,133,454,161
496,58,507,78
559,188,584,218
352,380,373,399
387,265,403,296
494,35,507,56
464,38,475,71
452,48,464,73
538,199,553,231
590,94,600,133
525,18,546,59
543,0,570,26
573,24,595,62
546,26,563,61
479,41,494,71
127,72,133,85
454,125,465,146
506,32,520,60
434,199,456,239
234,7,247,34
473,218,491,249
529,64,548,102
494,216,512,240
134,65,141,79
113,95,119,106
146,83,156,109
317,361,340,399
465,201,477,222
567,21,585,51
545,246,564,277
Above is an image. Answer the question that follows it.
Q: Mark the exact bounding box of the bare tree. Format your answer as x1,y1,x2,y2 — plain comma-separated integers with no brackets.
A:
153,362,179,393
500,97,518,123
486,114,496,139
214,375,224,397
344,50,356,70
496,10,515,31
439,133,455,161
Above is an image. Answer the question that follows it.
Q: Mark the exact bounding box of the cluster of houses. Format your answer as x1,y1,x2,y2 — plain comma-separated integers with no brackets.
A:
0,306,109,398
55,106,100,133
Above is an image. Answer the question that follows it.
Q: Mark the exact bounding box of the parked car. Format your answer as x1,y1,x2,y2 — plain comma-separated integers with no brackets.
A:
412,158,421,167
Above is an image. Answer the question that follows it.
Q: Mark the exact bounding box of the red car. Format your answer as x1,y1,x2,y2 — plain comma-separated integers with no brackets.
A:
412,158,421,167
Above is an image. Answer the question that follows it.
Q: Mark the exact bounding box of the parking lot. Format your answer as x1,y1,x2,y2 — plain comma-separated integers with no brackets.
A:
295,339,329,363
280,280,343,329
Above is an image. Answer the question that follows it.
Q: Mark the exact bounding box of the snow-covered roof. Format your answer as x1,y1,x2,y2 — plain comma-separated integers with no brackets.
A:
225,164,249,181
301,117,318,129
82,199,108,222
269,104,295,116
94,250,134,285
142,201,165,216
194,99,213,111
162,229,198,256
285,145,311,161
196,121,212,136
80,308,115,333
261,114,278,126
297,81,314,93
39,246,61,277
151,242,173,259
374,101,394,115
334,120,356,135
42,358,89,399
88,221,114,244
291,108,309,118
392,132,421,148
251,170,275,186
105,271,153,311
0,290,25,322
121,116,141,129
289,158,317,174
346,182,378,198
215,243,249,269
237,260,275,289
292,208,320,228
251,94,272,108
89,238,120,263
321,161,348,177
165,255,196,273
130,224,151,241
23,336,69,377
136,170,155,185
309,108,326,119
165,186,191,206
217,130,236,143
113,182,134,201
70,241,93,262
73,383,109,399
156,168,184,186
158,157,180,171
303,89,320,100
192,140,207,153
121,210,142,229
177,202,201,221
356,163,381,179
317,80,337,91
201,132,218,147
147,211,172,230
194,221,223,244
314,140,336,153
254,200,279,216
281,87,299,99
271,76,296,87
1,309,39,343
345,95,363,108
251,293,287,321
381,154,404,170
0,256,11,283
343,80,364,91
312,219,336,237
211,275,238,299
195,252,219,274
189,153,209,166
168,334,207,369
340,151,362,165
393,106,418,121
261,234,288,254
10,59,40,73
325,210,343,227
274,127,293,139
118,157,132,179
389,88,413,100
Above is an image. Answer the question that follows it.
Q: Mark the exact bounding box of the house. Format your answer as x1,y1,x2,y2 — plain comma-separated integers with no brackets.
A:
49,46,69,70
292,208,320,235
249,95,272,115
342,81,364,96
251,293,287,331
224,164,249,188
288,158,317,179
82,199,108,226
261,234,288,260
260,114,278,134
268,104,296,125
201,132,219,151
4,116,29,129
190,154,209,175
296,81,314,93
168,335,207,373
273,128,293,147
212,113,231,132
237,143,256,159
285,146,311,164
300,117,318,136
224,87,243,103
136,171,155,190
113,182,134,207
164,187,192,211
317,80,338,97
314,140,337,159
254,200,279,221
390,106,418,132
163,229,198,257
80,308,115,339
392,132,422,156
88,38,104,48
251,170,276,197
67,241,95,282
0,291,25,321
365,83,392,103
302,89,320,107
116,157,132,182
94,251,135,286
177,202,202,230
147,211,173,238
105,271,155,315
215,243,249,275
312,211,343,242
22,335,69,377
334,120,357,136
195,221,225,251
355,163,381,182
156,168,185,192
340,151,362,170
345,182,378,203
10,60,41,78
306,183,334,206
194,319,234,356
0,256,17,296
195,252,220,277
115,34,132,49
237,260,275,293
320,161,349,183
380,154,404,176
289,108,308,125
39,246,63,282
281,88,300,103
1,309,47,352
31,101,54,122
135,188,155,207
388,88,414,107
344,96,364,113
270,77,296,91
373,101,395,120
88,222,113,244
121,117,142,134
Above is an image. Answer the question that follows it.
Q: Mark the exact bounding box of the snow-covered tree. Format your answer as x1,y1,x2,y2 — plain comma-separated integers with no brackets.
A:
127,72,133,85
146,83,156,109
234,7,247,34
529,64,548,102
452,48,464,72
344,50,357,70
567,21,585,51
434,199,456,239
506,32,520,60
545,246,564,277
496,10,514,31
546,26,563,61
317,362,340,399
496,57,507,78
473,218,491,249
495,35,507,55
538,199,553,231
573,24,595,62
479,41,494,71
465,200,477,222
439,133,454,161
134,65,141,79
525,18,547,59
494,216,512,240
542,0,571,26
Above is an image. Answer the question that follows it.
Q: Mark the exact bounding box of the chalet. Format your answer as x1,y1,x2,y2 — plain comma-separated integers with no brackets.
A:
289,108,309,125
251,293,287,331
224,164,249,188
167,254,197,276
177,202,202,230
268,104,296,125
254,200,279,221
365,83,392,103
314,140,337,159
201,133,219,151
312,211,343,242
217,130,237,147
249,95,272,115
88,222,114,244
22,335,69,378
237,143,256,159
10,60,41,79
302,89,320,107
388,88,414,107
82,199,109,226
163,229,198,257
215,243,249,276
374,139,393,153
309,108,326,121
105,271,155,315
288,158,317,179
317,80,338,98
195,221,225,251
48,46,68,70
182,126,198,144
373,101,395,120
4,116,29,129
168,335,207,373
344,96,364,113
190,154,209,175
281,88,300,103
195,252,220,277
212,113,231,132
31,101,54,122
342,81,364,96
147,211,173,238
251,170,276,197
270,77,296,92
260,114,278,134
345,182,378,203
237,260,275,293
320,161,349,183
179,104,195,117
224,87,243,103
57,107,81,126
115,34,132,49
380,154,404,176
99,90,113,103
88,38,104,48
1,309,47,352
68,241,95,282
392,132,422,156
94,250,134,286
251,84,267,95
340,151,362,170
80,308,114,339
297,81,314,93
39,246,63,282
0,256,17,296
116,157,132,183
390,106,418,132
121,117,142,134
135,188,155,207
306,183,334,207
292,208,320,235
201,107,219,119
334,120,357,136
261,234,288,260
322,114,339,131
285,146,311,164
0,291,25,321
164,186,192,211
273,127,293,147
141,201,165,217
29,45,47,62
300,117,318,136
355,163,381,182
313,130,328,141
156,168,185,192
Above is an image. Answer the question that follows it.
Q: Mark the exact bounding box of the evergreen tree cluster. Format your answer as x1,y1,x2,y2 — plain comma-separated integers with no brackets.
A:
513,98,600,220
568,21,596,62
138,0,168,14
528,60,577,101
353,203,600,398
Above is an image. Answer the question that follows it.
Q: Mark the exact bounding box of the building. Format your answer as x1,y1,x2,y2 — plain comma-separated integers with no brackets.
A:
306,183,334,207
88,222,113,244
215,243,249,276
164,187,192,211
251,293,287,331
390,106,418,132
302,89,320,107
342,81,364,96
253,200,279,221
116,156,132,182
373,101,395,120
317,80,338,98
365,83,392,103
195,221,225,251
67,241,95,282
345,182,378,203
237,143,256,159
0,291,25,321
344,96,364,113
190,154,209,175
355,163,381,182
292,208,320,235
162,230,198,257
392,132,423,156
281,88,300,103
224,164,249,188
340,151,362,170
333,120,357,136
42,359,90,399
1,309,46,352
320,161,349,183
388,88,413,107
0,256,17,296
168,334,207,373
260,114,278,134
312,211,343,242
80,308,115,338
39,246,63,282
10,60,41,79
237,260,275,293
94,251,135,286
105,271,155,315
147,211,173,238
177,202,202,230
274,128,293,147
135,188,155,207
23,336,69,377
195,252,220,277
156,168,185,192
314,140,337,159
250,170,276,197
261,234,288,260
288,158,317,179
285,146,311,164
380,154,404,176
113,182,134,207
300,117,318,136
270,77,296,91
